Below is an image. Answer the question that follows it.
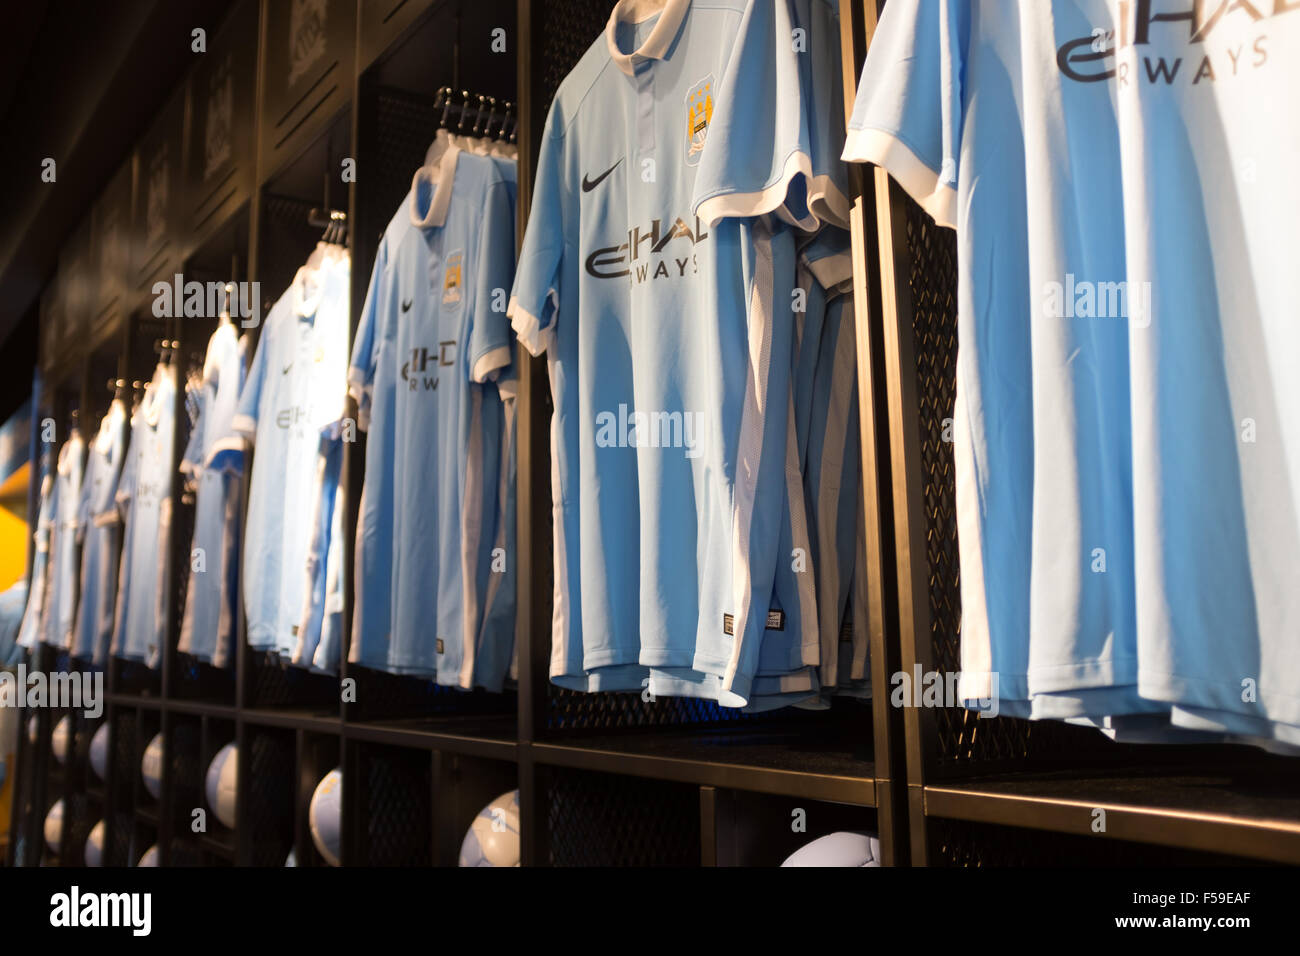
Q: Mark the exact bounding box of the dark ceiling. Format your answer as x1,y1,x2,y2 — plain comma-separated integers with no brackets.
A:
0,0,233,425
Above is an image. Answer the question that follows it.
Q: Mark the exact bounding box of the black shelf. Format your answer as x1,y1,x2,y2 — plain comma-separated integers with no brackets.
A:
195,834,237,861
107,693,163,710
166,699,238,719
924,767,1300,864
240,708,343,734
344,716,519,761
534,729,877,806
135,807,159,827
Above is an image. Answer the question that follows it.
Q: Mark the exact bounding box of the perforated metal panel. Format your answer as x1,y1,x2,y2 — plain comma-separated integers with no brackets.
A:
547,767,700,866
246,730,295,866
364,88,440,243
349,666,514,721
537,0,617,105
169,721,203,823
548,690,758,732
107,811,134,867
62,792,93,866
357,745,432,866
248,651,338,709
259,194,326,311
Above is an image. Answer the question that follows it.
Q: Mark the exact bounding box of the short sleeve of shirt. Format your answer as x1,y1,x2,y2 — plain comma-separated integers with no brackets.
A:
508,106,566,357
231,321,270,442
202,332,222,387
693,0,850,232
468,177,516,384
840,0,965,230
800,225,853,292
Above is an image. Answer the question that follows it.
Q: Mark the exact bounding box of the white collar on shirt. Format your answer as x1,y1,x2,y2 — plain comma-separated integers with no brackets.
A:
95,400,125,454
605,0,690,77
140,364,169,428
410,142,461,229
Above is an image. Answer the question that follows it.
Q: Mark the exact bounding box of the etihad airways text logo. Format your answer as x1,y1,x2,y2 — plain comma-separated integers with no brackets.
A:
1056,0,1297,84
585,216,710,284
401,343,455,391
275,406,311,430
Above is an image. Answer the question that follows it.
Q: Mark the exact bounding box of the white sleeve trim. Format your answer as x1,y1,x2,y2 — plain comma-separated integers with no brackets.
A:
842,127,957,230
805,250,854,292
230,414,257,444
346,366,369,404
805,173,851,232
497,377,518,402
204,436,246,469
346,368,373,433
695,151,818,230
470,345,511,384
694,152,850,232
507,295,551,357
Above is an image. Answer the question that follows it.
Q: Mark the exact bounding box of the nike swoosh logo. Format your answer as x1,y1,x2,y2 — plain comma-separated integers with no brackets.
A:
582,158,622,193
401,299,412,313
282,363,292,375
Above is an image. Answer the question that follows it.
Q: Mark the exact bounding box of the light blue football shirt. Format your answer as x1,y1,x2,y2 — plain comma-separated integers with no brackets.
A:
349,147,516,685
509,0,798,706
72,400,128,662
349,152,513,680
294,428,343,673
47,430,85,649
845,0,1300,744
178,323,247,667
232,252,350,657
804,291,868,694
348,202,413,674
114,366,176,665
684,0,854,708
653,234,863,712
110,404,140,659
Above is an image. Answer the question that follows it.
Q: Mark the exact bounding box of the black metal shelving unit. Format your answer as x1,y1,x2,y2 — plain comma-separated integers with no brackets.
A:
7,0,893,869
8,0,1297,869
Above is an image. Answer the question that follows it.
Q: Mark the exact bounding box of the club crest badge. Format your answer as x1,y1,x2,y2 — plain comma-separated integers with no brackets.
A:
443,250,463,306
684,74,715,166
